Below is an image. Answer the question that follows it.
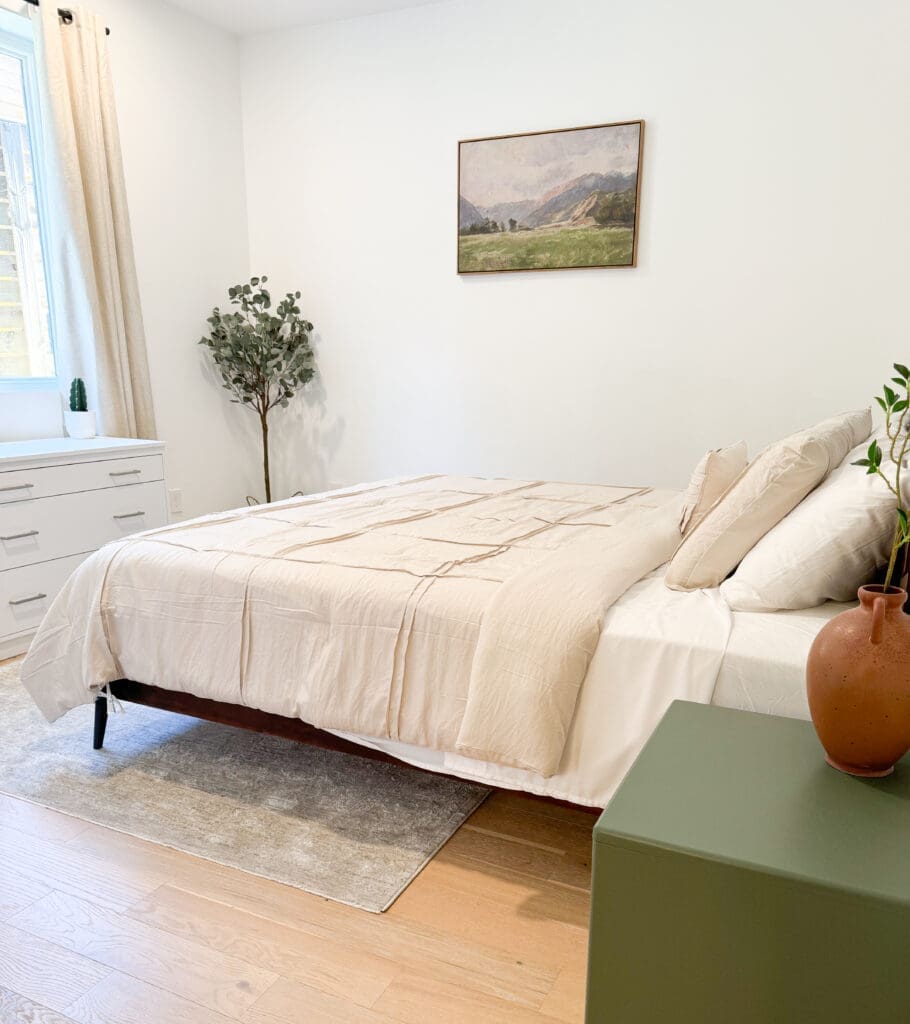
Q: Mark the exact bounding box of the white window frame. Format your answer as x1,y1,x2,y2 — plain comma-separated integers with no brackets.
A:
0,7,60,395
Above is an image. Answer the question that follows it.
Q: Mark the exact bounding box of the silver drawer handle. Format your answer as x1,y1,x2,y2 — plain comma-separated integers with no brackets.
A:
0,529,39,541
109,469,141,477
0,482,33,493
9,593,46,606
113,511,145,520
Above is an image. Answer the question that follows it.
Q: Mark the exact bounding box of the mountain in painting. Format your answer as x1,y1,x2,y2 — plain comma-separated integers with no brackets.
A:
523,172,636,227
461,171,638,234
458,195,486,230
482,198,539,226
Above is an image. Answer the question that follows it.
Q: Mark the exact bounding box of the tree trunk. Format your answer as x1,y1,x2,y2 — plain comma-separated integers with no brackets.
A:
260,411,271,503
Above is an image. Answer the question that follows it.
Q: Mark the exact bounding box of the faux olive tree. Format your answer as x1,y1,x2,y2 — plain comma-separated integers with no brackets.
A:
200,276,315,504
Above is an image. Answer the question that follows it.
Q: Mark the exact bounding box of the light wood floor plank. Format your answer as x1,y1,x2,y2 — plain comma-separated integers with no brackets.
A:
428,852,590,929
0,824,160,913
63,972,236,1024
0,984,77,1024
0,921,109,1014
245,977,400,1024
464,798,594,856
0,793,91,844
126,884,398,1009
0,987,77,1024
387,862,587,970
491,791,600,829
442,825,592,892
9,890,277,1020
538,968,587,1023
0,861,53,920
374,972,566,1024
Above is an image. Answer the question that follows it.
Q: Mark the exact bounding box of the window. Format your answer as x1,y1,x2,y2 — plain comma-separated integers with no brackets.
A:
0,12,56,386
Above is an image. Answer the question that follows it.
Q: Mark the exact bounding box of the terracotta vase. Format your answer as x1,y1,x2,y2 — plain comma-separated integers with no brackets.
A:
806,585,910,777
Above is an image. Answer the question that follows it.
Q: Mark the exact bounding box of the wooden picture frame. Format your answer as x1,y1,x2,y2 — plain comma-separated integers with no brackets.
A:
457,120,644,275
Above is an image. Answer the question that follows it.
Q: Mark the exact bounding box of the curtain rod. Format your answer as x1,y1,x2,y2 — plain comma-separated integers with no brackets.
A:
22,0,111,35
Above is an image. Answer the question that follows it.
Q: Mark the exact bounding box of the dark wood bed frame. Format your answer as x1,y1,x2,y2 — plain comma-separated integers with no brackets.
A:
93,682,599,814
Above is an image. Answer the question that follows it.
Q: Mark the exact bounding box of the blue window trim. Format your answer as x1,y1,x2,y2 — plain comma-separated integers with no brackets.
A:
0,7,60,394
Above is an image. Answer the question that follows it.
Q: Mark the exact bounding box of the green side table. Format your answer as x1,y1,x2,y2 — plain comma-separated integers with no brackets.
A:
586,701,910,1023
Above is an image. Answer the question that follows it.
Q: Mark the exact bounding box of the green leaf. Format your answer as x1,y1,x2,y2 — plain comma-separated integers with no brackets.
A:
852,458,871,467
884,386,898,406
895,363,910,378
876,396,888,411
894,400,908,413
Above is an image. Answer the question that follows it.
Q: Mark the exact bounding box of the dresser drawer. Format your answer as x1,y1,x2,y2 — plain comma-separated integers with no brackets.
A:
0,454,164,505
0,481,168,570
1,552,88,639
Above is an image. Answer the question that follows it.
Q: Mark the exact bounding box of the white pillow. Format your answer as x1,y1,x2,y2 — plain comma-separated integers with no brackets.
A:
679,442,748,536
721,435,899,610
665,409,872,591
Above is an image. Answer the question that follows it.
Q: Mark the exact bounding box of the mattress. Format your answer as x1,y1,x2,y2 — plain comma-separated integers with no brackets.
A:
333,575,847,807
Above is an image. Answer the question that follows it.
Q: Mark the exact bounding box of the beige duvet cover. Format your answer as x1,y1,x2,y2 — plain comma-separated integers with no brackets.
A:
21,476,682,777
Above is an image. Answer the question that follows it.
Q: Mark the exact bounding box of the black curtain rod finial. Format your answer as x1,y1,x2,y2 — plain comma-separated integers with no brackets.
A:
23,0,111,35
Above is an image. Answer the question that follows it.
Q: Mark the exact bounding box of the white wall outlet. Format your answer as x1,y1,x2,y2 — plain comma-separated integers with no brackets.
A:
168,488,184,515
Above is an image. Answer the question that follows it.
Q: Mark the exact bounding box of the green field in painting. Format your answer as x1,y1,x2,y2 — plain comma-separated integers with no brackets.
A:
458,224,634,273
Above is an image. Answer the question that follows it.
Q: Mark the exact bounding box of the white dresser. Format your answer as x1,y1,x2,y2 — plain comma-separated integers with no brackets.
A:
0,437,167,659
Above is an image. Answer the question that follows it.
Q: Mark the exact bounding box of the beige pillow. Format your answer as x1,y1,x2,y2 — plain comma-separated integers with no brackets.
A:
721,434,895,610
665,409,872,591
679,441,748,535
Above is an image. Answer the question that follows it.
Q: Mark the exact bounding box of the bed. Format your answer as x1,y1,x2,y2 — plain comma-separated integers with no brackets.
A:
19,474,844,808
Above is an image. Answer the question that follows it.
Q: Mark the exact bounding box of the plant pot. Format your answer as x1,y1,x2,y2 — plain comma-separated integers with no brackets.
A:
64,410,96,439
806,585,910,777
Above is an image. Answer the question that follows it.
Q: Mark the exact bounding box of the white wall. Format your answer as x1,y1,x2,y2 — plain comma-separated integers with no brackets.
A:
0,0,258,517
239,0,910,493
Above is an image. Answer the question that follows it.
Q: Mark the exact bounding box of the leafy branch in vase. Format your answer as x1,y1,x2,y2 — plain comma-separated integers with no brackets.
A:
853,362,910,590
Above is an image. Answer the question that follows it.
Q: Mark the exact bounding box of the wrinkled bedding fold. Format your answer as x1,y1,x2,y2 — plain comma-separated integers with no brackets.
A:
455,504,683,773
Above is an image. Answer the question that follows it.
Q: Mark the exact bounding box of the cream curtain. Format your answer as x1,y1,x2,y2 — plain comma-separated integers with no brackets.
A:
32,5,156,439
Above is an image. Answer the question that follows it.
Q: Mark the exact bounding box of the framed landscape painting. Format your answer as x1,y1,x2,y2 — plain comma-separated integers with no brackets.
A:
457,120,644,274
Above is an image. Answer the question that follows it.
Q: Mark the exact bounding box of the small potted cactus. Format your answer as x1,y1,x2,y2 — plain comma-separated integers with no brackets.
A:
64,377,96,439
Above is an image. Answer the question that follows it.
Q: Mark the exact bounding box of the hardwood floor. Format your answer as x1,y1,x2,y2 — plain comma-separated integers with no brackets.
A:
0,658,593,1024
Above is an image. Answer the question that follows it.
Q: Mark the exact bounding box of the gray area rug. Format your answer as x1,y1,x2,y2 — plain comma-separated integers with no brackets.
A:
0,662,489,912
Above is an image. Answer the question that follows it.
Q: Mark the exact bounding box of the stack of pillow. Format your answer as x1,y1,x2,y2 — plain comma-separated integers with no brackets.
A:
665,408,899,610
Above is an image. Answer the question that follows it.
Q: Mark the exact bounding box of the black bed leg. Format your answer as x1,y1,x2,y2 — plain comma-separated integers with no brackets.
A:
93,694,108,750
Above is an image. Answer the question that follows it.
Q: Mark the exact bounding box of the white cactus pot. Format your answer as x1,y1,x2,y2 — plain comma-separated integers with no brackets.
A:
64,410,96,439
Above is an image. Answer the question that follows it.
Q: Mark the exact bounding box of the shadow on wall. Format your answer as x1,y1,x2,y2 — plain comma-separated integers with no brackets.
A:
198,353,262,507
269,352,346,500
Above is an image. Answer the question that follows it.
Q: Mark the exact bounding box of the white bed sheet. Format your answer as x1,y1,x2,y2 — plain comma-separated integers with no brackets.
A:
714,599,850,719
333,575,847,807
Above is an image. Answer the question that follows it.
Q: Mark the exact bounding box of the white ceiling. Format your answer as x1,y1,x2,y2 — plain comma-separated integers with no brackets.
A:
165,0,449,36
